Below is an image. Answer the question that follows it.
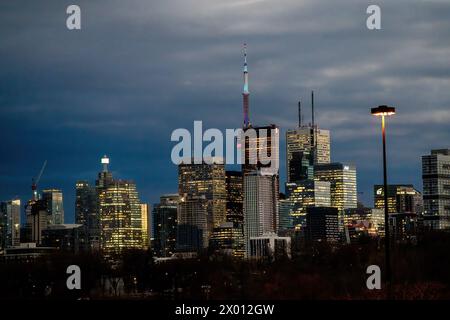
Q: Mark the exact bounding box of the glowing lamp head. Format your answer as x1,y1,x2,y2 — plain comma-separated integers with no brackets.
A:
371,105,396,116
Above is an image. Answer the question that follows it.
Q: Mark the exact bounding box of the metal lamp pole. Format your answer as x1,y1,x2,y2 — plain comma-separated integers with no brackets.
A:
371,105,396,290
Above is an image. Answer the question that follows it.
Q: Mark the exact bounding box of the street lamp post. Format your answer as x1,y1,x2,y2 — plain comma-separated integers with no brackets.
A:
371,105,396,289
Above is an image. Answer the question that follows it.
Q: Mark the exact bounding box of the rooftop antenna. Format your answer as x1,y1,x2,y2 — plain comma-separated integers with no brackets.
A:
311,90,315,128
298,100,302,127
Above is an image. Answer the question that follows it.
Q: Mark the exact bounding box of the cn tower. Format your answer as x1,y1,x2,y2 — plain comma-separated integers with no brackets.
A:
243,43,250,128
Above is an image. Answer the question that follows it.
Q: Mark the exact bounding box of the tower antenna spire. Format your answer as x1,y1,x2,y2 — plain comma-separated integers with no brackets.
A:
298,100,302,127
242,43,250,128
311,90,315,128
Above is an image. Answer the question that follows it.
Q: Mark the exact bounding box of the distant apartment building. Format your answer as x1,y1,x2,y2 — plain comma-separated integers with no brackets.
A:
305,207,340,243
422,149,450,229
75,180,99,250
248,233,291,260
0,199,21,249
373,184,422,214
209,221,245,259
42,189,65,225
152,194,178,257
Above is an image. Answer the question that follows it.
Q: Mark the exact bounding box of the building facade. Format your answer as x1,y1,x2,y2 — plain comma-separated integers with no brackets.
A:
278,198,294,232
242,124,280,177
75,180,100,250
177,195,208,252
99,179,144,259
209,222,245,258
306,207,340,243
285,180,331,228
286,126,330,183
225,171,244,224
42,224,87,253
343,207,385,241
374,184,422,215
26,199,48,245
0,199,21,249
178,160,227,236
248,233,291,260
42,189,65,225
314,163,357,212
96,156,146,260
141,203,150,250
152,194,178,257
422,149,450,229
243,171,278,258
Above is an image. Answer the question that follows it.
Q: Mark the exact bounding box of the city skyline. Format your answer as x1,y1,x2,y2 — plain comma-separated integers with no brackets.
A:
2,0,450,223
2,1,450,305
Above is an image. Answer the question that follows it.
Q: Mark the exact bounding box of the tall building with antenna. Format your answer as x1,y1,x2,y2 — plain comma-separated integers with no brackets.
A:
240,45,280,176
93,155,147,261
239,45,280,257
286,92,330,183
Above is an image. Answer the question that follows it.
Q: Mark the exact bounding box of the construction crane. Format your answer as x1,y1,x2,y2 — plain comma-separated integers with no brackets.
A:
31,160,47,200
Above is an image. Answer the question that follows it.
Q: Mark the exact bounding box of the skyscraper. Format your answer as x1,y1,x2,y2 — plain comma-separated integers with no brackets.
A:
99,180,144,259
278,198,294,232
286,94,331,183
314,163,357,212
27,199,48,245
286,151,314,183
306,207,340,243
141,203,150,250
75,181,99,250
97,156,145,260
243,171,278,258
209,221,245,258
178,159,226,233
285,179,331,228
0,199,21,249
241,125,280,228
242,124,280,177
152,194,178,257
286,127,331,182
225,171,243,224
42,189,64,225
373,184,422,214
422,149,450,229
177,195,208,252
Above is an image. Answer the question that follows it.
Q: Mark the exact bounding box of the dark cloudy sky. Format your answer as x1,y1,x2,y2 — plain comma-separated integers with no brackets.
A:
1,0,450,223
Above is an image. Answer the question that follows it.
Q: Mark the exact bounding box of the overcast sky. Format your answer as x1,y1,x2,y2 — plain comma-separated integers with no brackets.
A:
1,0,450,222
